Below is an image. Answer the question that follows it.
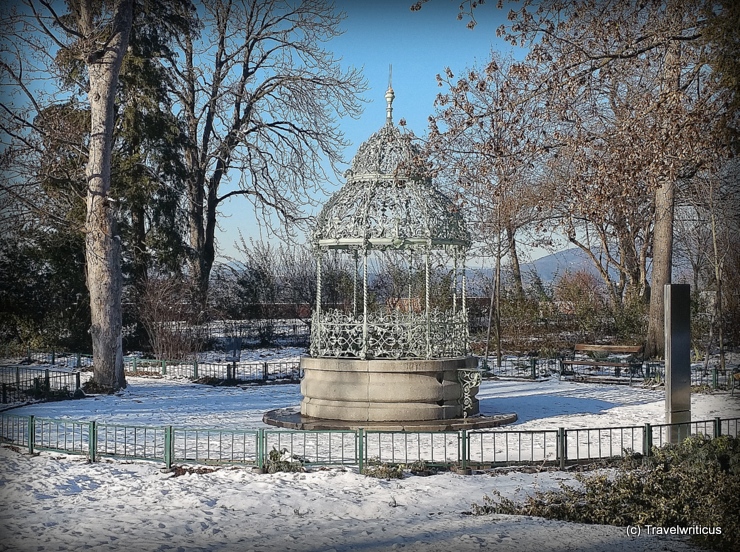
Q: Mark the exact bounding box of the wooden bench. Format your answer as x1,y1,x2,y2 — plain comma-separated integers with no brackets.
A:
560,344,644,381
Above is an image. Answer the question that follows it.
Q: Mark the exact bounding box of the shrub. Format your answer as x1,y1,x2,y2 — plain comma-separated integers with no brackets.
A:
24,377,73,401
263,447,305,474
471,435,739,551
553,270,607,341
362,459,404,479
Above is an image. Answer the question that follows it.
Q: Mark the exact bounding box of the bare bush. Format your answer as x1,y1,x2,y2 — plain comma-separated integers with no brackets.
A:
138,277,204,360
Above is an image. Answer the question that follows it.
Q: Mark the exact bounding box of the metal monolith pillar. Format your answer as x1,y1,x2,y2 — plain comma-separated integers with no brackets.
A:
665,284,691,443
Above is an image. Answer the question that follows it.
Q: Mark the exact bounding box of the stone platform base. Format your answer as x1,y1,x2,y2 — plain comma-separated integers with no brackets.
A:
263,407,518,432
300,356,479,422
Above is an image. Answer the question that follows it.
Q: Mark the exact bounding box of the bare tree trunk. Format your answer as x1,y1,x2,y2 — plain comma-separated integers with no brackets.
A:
507,225,524,300
646,11,681,359
82,0,134,391
709,183,726,373
646,178,674,358
483,268,494,370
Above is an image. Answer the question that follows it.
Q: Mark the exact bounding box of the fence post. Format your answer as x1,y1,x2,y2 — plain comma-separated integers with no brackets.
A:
162,359,167,376
557,427,566,469
132,357,137,374
75,372,81,392
164,426,173,469
2,383,6,404
227,363,232,381
257,428,265,471
193,359,198,379
76,352,81,368
28,416,35,454
530,358,537,379
714,417,722,438
263,362,269,381
643,423,653,458
16,366,20,388
460,429,468,471
357,428,364,473
89,421,97,462
44,369,50,397
51,350,55,365
712,368,718,389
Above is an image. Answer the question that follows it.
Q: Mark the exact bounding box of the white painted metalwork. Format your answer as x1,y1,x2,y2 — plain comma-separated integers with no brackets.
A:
310,85,471,360
311,309,469,359
458,368,482,418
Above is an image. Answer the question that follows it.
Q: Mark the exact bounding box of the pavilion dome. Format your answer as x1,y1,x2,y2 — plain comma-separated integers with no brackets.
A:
313,88,470,250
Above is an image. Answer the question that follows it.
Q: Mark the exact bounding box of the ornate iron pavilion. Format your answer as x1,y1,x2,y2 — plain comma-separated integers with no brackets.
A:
310,85,472,360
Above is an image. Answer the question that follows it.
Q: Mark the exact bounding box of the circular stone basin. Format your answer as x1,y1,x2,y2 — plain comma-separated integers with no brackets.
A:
299,356,481,423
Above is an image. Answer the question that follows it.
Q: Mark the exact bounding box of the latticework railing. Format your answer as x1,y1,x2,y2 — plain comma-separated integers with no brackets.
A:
310,308,469,359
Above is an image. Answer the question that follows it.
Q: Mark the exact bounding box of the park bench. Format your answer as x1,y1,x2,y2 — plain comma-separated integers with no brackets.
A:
560,344,644,381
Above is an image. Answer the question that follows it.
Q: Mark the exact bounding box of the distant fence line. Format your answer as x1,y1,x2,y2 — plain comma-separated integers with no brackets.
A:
0,367,83,405
0,357,302,405
2,350,737,400
0,413,737,472
123,357,302,381
479,355,737,389
200,320,310,344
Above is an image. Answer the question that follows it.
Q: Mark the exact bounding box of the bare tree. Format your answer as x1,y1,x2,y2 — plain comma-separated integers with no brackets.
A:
1,0,134,390
160,0,367,315
428,54,544,364
681,164,740,371
420,0,737,357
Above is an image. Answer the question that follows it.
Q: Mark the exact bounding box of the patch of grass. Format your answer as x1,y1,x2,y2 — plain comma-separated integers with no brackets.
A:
471,435,740,551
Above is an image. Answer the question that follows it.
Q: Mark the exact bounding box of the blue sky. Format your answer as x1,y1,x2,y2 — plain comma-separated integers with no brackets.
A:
217,0,526,260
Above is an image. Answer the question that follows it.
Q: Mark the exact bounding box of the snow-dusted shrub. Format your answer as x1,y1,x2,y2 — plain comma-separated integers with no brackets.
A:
472,435,739,551
362,459,404,480
264,447,305,474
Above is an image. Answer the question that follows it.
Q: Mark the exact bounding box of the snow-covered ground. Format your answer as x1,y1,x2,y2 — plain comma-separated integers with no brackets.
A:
1,367,738,551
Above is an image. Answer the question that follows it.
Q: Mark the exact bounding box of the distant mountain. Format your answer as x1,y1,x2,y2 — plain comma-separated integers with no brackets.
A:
521,247,620,284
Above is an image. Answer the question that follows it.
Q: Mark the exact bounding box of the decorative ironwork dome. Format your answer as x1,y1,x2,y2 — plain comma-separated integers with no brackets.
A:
313,111,470,250
309,84,471,361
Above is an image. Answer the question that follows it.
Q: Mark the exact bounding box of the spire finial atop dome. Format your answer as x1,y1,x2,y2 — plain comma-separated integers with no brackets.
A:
385,64,395,125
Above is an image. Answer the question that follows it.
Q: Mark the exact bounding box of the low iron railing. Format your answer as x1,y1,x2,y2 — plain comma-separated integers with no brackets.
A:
2,413,736,472
0,366,84,404
0,358,302,404
478,354,738,389
123,358,301,381
4,349,737,388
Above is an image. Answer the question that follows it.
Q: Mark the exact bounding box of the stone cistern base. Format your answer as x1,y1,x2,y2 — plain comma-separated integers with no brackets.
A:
299,356,478,423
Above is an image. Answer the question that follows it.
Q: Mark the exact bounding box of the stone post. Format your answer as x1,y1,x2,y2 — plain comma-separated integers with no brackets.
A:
665,284,691,443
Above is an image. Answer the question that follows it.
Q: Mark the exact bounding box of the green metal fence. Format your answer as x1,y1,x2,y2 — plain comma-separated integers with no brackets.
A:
123,358,301,381
0,367,82,404
2,413,737,472
477,353,739,389
0,357,301,405
5,348,738,390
